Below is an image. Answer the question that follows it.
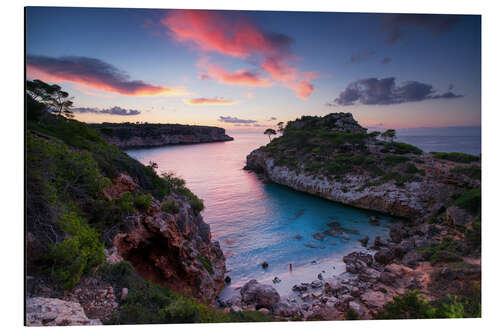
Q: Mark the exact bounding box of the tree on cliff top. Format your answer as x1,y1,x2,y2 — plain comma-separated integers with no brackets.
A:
264,128,277,142
277,122,285,133
27,79,74,119
381,129,396,142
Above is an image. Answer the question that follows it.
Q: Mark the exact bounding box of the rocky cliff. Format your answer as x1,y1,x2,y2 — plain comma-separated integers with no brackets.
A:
110,174,226,304
91,122,233,149
26,114,230,325
246,113,480,221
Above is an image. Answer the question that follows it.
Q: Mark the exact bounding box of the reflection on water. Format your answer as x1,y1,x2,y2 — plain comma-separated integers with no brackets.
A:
126,133,395,295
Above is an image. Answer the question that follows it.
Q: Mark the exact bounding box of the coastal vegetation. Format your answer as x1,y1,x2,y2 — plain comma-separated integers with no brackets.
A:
431,151,480,163
26,79,265,324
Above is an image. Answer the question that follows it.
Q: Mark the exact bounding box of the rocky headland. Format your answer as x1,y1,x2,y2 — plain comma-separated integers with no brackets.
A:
238,112,481,319
246,113,480,222
90,122,233,149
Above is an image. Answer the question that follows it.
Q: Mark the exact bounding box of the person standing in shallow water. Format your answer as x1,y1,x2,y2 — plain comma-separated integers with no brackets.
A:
289,263,293,272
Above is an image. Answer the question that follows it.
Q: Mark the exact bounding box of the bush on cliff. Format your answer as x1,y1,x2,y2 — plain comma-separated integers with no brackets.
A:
161,199,180,214
375,290,477,319
99,261,271,324
453,187,481,215
450,165,481,180
431,152,480,163
381,142,422,155
47,211,105,289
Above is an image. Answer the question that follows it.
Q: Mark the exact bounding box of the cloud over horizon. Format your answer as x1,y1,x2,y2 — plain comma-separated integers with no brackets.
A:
72,106,141,116
330,77,463,106
382,14,462,44
161,9,317,99
26,55,187,96
218,116,257,124
185,97,237,105
197,58,273,87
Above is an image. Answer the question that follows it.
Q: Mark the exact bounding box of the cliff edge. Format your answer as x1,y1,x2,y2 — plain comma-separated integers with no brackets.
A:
246,113,480,221
91,122,233,149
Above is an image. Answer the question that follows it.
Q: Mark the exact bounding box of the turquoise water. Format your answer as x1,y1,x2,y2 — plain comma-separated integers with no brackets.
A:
125,133,395,295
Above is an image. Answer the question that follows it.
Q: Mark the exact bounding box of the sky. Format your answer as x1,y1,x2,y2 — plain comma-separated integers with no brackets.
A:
26,7,481,132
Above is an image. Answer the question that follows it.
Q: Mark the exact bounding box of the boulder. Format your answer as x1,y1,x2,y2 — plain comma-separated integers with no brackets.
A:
306,303,342,321
311,280,323,289
360,291,391,310
379,271,397,285
292,283,309,292
402,250,423,268
374,248,395,264
26,297,101,326
324,279,348,296
240,279,280,309
389,224,407,243
343,252,373,273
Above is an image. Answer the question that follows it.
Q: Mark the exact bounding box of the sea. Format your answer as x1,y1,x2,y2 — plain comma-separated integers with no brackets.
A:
125,132,481,298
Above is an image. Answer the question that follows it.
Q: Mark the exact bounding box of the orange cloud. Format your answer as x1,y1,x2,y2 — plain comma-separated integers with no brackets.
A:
184,97,237,105
27,55,187,96
162,9,316,99
198,59,273,87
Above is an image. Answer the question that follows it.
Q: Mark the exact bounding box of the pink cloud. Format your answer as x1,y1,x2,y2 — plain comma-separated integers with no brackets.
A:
162,9,316,99
27,55,187,97
198,59,273,87
184,97,237,105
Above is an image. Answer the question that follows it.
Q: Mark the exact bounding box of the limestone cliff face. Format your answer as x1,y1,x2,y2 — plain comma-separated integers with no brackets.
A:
92,123,233,149
109,174,226,304
245,113,479,221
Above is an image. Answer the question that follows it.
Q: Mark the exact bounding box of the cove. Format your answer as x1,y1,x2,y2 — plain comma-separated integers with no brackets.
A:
125,132,394,297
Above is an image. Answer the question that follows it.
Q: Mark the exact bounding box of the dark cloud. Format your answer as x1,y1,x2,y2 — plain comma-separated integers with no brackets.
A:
381,57,392,64
382,14,462,44
253,123,266,127
268,117,277,121
349,49,376,63
330,77,463,106
218,116,257,124
72,106,141,116
26,55,185,96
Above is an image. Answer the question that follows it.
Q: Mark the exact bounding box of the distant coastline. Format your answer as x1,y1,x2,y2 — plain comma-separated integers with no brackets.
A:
90,122,234,149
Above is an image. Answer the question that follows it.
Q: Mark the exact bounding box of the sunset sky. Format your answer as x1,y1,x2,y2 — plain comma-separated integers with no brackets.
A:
26,7,481,131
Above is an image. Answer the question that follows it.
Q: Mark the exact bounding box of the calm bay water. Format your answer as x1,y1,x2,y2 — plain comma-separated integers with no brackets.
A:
125,133,479,296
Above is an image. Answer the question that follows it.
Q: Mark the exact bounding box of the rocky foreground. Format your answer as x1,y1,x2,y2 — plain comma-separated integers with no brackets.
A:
91,122,233,149
218,218,480,320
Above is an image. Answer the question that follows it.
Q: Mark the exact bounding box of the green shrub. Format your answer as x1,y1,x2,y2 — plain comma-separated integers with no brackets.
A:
197,255,214,274
116,191,135,215
48,211,105,289
375,290,469,319
382,142,423,155
98,261,271,324
375,290,436,319
453,188,481,215
405,163,419,174
345,308,359,320
417,237,464,265
431,152,480,163
466,219,481,248
383,155,410,165
134,193,152,211
161,199,180,214
450,165,481,180
177,187,204,214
